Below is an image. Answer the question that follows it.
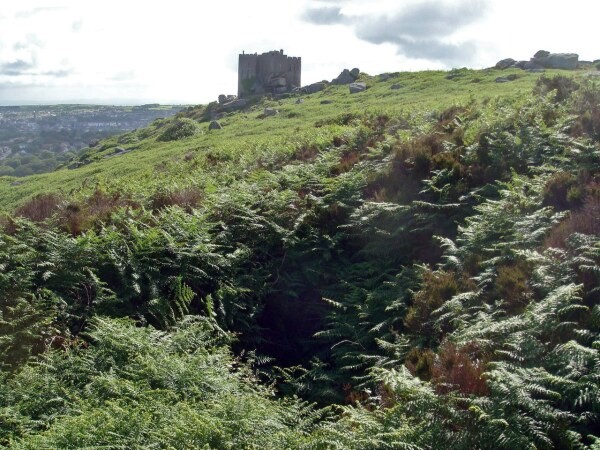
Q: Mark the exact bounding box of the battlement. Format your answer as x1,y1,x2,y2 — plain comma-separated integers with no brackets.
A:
238,50,301,97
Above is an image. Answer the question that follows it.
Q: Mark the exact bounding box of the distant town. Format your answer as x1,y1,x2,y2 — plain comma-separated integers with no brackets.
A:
0,104,183,177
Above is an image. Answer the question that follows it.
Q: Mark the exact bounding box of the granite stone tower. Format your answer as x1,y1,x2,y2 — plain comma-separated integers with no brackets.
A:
238,49,301,97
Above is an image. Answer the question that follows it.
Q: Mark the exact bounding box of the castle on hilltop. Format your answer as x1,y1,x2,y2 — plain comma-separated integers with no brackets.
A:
238,50,301,97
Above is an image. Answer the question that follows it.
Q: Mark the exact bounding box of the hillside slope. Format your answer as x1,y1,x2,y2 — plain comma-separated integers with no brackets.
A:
1,68,599,449
0,68,559,210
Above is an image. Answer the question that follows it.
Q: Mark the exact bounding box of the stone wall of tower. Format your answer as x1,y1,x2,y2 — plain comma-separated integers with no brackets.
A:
238,50,301,97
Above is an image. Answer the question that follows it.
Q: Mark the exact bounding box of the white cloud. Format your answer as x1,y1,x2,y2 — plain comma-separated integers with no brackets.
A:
0,0,598,105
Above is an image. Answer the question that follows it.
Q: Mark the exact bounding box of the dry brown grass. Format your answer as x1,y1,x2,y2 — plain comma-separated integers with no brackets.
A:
544,195,600,249
150,186,203,212
14,193,63,222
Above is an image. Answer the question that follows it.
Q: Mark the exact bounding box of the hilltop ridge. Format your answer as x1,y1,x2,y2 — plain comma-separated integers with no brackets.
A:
0,65,583,210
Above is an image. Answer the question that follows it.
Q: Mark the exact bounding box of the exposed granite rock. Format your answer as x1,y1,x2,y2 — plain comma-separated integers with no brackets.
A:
208,120,222,130
531,50,579,70
332,68,359,85
495,58,516,69
220,99,248,112
349,82,367,93
302,82,327,94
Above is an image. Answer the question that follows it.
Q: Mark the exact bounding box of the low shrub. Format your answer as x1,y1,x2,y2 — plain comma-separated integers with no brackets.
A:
570,80,600,141
491,263,532,313
14,193,63,222
404,270,460,338
534,75,579,102
150,186,203,212
542,171,579,210
544,195,600,248
430,341,489,396
157,118,201,142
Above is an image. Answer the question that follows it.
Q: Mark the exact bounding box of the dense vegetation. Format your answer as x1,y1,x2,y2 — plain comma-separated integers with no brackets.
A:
0,69,599,449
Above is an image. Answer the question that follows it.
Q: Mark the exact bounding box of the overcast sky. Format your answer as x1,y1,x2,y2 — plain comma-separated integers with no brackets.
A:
0,0,597,105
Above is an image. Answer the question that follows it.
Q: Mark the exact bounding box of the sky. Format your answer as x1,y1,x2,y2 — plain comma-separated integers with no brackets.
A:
0,0,597,105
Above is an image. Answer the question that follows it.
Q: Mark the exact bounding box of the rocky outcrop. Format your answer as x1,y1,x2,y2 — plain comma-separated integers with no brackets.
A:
495,50,580,71
495,58,516,70
349,82,366,94
302,81,327,94
533,52,579,70
218,94,237,105
332,68,360,85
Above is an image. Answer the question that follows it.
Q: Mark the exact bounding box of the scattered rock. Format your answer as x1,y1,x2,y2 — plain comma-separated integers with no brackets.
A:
264,108,279,116
527,68,545,73
302,82,327,94
10,181,22,186
320,100,333,105
295,98,304,104
220,98,248,112
494,74,518,82
218,94,227,104
349,82,366,94
208,120,222,130
103,147,132,159
379,73,391,81
390,83,403,90
495,58,516,69
332,68,359,85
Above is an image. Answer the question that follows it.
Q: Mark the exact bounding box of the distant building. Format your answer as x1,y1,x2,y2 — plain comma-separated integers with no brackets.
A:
238,49,301,97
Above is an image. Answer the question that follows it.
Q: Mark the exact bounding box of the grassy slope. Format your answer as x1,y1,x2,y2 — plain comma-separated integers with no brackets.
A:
0,68,567,211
